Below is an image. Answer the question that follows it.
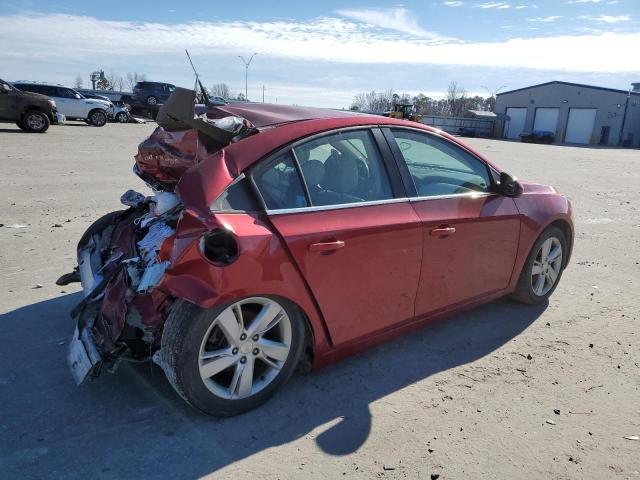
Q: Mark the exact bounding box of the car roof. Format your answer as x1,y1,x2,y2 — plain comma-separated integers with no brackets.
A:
176,113,500,213
209,102,377,128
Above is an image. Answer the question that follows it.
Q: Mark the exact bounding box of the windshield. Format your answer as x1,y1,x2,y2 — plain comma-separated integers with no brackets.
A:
1,79,18,92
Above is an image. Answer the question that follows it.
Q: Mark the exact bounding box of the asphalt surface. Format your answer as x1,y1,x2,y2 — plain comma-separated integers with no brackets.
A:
1,121,638,479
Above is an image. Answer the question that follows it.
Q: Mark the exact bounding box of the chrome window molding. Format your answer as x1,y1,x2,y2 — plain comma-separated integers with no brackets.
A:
266,191,495,216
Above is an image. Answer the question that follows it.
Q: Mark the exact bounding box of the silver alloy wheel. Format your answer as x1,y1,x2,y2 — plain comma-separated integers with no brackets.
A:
90,110,106,126
147,96,157,105
26,113,45,130
116,112,129,123
198,297,292,400
531,237,563,296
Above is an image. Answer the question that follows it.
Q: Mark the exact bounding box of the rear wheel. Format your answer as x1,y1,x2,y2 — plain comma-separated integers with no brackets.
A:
160,297,304,416
88,109,107,127
115,111,129,123
146,95,158,105
21,111,50,133
511,226,566,305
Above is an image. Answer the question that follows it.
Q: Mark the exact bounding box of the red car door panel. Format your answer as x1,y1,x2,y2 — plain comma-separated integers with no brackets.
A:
269,201,422,345
411,194,520,315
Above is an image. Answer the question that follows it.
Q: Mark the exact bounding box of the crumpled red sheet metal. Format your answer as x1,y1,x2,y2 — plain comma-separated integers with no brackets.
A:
135,128,200,187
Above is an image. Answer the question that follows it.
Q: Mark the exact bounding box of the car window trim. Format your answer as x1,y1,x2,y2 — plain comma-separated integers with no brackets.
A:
266,191,497,216
266,196,410,215
381,126,499,196
248,125,407,212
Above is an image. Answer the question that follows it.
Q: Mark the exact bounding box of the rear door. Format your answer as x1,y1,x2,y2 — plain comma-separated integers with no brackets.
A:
55,87,86,118
251,127,422,345
384,128,521,316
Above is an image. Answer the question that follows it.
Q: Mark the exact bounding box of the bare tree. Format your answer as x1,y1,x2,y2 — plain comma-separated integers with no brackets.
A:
74,75,83,89
126,72,147,91
210,82,231,99
446,81,468,116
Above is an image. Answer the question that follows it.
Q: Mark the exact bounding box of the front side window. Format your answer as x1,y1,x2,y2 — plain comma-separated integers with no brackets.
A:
293,129,393,206
391,129,491,197
253,152,308,210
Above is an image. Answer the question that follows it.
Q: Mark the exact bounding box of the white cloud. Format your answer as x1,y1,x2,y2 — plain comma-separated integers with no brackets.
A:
0,13,638,76
336,7,440,38
442,1,465,6
568,0,603,3
580,14,632,23
478,2,511,9
528,16,563,22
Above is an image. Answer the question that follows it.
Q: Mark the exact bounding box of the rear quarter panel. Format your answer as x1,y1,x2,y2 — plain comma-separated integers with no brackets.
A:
160,210,333,359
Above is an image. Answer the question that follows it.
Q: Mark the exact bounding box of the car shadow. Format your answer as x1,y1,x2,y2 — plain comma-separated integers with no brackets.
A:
0,128,30,133
0,293,544,479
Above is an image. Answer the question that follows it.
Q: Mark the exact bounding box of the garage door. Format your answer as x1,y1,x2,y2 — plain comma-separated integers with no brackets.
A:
565,108,597,144
504,108,527,139
534,108,559,133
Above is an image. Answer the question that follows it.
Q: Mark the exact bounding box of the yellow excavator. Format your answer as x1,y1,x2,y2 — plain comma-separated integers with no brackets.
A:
387,103,423,122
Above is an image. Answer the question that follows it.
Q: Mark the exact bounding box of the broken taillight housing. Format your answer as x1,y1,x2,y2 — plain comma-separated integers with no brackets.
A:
199,229,238,265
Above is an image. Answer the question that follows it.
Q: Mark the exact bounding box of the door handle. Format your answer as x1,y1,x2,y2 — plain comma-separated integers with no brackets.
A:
309,241,345,252
429,226,456,237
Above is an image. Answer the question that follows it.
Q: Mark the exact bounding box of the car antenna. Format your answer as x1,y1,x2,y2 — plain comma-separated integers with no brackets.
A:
185,49,210,105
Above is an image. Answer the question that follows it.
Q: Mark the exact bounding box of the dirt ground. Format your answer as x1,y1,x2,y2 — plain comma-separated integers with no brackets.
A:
0,121,638,480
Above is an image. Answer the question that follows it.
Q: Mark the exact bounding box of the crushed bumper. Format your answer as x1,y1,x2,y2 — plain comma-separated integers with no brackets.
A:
67,196,179,383
67,324,102,385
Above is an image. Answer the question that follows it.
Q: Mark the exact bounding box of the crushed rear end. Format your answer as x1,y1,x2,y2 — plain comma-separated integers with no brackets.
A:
63,88,258,384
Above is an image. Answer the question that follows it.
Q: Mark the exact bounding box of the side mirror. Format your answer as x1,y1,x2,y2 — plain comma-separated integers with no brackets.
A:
499,172,523,197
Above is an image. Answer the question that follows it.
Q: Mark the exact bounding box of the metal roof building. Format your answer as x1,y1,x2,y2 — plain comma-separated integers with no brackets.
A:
494,81,640,147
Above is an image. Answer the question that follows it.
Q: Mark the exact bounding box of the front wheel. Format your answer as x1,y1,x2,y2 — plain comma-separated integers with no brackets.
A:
511,226,567,305
21,111,50,133
88,109,107,127
146,95,158,105
159,297,304,416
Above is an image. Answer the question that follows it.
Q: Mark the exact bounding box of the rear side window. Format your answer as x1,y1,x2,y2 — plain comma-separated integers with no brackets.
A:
253,152,308,210
211,176,261,212
293,129,394,206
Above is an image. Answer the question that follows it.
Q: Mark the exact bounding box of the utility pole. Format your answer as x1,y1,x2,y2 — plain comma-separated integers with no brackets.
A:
262,84,265,103
238,53,258,101
618,85,632,146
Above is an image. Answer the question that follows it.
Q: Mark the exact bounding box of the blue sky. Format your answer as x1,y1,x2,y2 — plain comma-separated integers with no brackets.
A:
1,0,638,107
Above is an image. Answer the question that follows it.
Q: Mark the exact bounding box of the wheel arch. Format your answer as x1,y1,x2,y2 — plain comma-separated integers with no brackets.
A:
548,218,573,268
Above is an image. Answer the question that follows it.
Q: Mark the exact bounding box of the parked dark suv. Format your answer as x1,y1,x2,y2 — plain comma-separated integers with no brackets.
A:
0,78,62,132
132,81,176,105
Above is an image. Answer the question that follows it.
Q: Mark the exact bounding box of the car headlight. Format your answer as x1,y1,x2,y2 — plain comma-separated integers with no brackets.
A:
48,99,56,108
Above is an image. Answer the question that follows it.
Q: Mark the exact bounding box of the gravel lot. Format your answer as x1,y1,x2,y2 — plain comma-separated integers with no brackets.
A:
1,121,638,479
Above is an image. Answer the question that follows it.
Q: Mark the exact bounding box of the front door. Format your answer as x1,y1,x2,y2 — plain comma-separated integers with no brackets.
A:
55,87,85,118
252,128,422,345
385,128,521,315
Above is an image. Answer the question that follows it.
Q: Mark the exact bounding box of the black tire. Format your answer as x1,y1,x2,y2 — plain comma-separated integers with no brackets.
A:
21,110,50,133
88,109,107,127
511,226,567,305
146,95,158,105
160,297,305,417
77,210,126,250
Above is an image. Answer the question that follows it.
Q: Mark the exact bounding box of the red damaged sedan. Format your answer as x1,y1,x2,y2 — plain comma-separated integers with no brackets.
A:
62,88,573,416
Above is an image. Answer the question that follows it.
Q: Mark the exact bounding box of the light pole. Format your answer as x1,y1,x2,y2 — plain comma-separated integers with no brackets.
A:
238,53,258,101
